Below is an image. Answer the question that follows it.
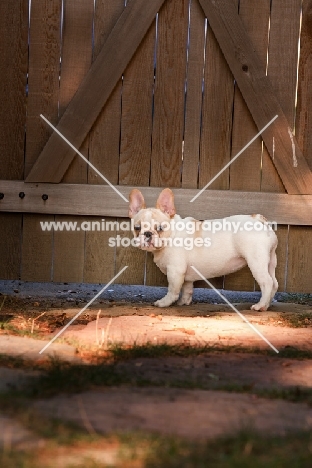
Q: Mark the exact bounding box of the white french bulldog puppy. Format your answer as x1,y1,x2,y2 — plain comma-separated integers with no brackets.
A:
129,188,278,311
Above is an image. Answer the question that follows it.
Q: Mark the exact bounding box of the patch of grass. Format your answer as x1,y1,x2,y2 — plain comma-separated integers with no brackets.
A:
277,346,312,359
0,322,42,339
3,352,306,406
0,451,36,468
1,429,312,468
279,312,312,328
142,430,312,468
110,342,312,360
0,353,34,369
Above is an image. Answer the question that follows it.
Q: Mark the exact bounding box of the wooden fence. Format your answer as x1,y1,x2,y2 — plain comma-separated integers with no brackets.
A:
0,0,312,293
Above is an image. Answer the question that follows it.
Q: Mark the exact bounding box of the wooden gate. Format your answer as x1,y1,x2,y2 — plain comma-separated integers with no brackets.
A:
1,0,312,292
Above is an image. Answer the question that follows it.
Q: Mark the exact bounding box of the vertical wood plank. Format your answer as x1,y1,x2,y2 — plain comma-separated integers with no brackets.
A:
0,214,23,280
83,217,117,284
147,0,188,283
261,0,301,192
53,216,85,283
53,0,94,282
296,0,312,170
115,220,146,285
119,21,156,186
0,0,27,279
198,4,237,192
84,0,124,284
21,215,53,281
24,0,62,177
287,0,312,293
229,0,270,192
0,0,27,181
150,0,188,187
224,0,270,293
118,19,157,286
286,226,312,292
88,0,125,186
182,0,206,189
198,2,237,290
60,0,94,184
21,0,62,282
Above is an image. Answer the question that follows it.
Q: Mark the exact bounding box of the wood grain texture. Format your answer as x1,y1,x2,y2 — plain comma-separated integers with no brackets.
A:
60,0,94,184
24,0,62,177
296,0,312,170
53,215,85,282
115,220,146,285
150,0,188,187
0,214,23,280
182,0,206,189
198,14,235,191
2,182,312,225
119,15,156,284
83,217,117,284
84,0,125,284
21,0,62,282
286,226,312,292
119,19,156,186
21,215,53,281
53,0,94,283
261,0,301,192
225,0,270,292
198,0,312,195
26,0,166,183
88,0,124,186
230,0,270,192
287,0,312,294
0,0,27,181
0,0,28,279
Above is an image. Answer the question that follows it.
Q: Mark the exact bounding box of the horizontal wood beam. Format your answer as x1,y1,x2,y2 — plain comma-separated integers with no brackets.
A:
1,181,312,225
25,0,165,183
199,0,312,195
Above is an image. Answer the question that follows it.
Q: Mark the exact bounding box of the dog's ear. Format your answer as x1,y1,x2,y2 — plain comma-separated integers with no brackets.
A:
129,189,146,218
156,188,176,217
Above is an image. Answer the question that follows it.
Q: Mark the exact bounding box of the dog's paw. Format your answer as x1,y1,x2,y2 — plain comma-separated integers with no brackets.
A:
251,303,268,312
154,299,168,308
177,297,192,306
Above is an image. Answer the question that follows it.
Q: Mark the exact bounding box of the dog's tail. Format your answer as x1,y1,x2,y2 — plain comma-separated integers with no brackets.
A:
251,213,268,224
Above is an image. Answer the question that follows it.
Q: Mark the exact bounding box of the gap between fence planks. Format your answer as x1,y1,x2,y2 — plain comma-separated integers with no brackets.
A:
25,0,166,184
199,0,312,195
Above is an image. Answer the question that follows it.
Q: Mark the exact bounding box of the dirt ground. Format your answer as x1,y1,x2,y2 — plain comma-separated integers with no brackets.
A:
0,295,312,466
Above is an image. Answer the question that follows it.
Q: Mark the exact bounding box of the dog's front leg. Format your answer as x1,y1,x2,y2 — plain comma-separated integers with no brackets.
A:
154,267,185,308
177,281,194,306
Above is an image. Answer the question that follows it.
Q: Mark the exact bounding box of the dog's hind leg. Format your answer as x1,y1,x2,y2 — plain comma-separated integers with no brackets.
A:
177,281,193,306
268,246,278,303
246,250,274,311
